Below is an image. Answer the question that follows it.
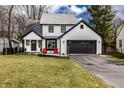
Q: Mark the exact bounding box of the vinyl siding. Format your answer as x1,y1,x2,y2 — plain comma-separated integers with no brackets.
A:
60,22,102,55
117,26,124,53
42,25,73,37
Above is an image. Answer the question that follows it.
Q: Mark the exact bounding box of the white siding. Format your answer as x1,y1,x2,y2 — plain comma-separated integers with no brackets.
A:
0,37,20,52
23,31,61,53
116,27,124,53
42,39,45,49
23,22,102,55
11,42,20,48
23,31,41,40
0,38,9,52
42,25,73,37
23,31,42,52
57,39,60,53
60,22,102,55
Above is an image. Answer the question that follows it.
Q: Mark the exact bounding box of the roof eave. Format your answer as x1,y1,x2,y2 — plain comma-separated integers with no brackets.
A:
58,20,102,39
21,30,44,39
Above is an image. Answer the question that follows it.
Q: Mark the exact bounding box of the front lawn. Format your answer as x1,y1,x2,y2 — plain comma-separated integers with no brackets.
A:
0,55,108,88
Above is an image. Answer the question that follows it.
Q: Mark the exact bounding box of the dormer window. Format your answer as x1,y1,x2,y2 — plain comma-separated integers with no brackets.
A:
61,25,66,33
49,25,54,33
80,25,84,29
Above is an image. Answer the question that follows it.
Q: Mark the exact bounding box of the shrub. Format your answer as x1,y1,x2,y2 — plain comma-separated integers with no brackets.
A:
107,52,124,59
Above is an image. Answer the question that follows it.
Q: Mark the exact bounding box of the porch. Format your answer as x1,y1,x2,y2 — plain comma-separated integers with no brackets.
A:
24,38,61,55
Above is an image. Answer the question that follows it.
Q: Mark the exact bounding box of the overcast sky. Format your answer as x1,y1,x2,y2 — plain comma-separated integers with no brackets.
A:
47,5,124,21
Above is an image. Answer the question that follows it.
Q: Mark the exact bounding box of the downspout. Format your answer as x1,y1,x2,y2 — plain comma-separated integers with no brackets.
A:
59,38,61,55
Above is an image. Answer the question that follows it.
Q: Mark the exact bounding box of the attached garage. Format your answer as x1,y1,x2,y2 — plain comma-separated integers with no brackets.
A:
59,20,102,55
67,40,96,54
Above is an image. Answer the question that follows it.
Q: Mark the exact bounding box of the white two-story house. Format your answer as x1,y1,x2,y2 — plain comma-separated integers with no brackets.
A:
22,13,102,55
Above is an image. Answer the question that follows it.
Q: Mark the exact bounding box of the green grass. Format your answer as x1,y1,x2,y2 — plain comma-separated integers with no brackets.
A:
106,52,124,62
0,55,109,88
106,55,124,62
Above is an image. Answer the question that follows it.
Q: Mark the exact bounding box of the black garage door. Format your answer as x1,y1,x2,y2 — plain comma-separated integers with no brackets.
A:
67,40,96,54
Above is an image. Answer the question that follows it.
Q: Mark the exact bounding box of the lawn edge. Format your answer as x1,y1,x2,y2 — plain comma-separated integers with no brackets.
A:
69,57,112,88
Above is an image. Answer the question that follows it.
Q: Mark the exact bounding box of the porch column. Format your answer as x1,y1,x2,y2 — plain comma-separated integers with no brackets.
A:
42,39,45,48
36,40,39,52
24,39,26,49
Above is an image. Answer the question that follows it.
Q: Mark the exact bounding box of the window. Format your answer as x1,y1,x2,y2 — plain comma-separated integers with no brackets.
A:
80,25,84,29
119,40,122,48
61,26,66,33
38,40,42,48
49,25,54,33
46,40,56,50
26,40,30,46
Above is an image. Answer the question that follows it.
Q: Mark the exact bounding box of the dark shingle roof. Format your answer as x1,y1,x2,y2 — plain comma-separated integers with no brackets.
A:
22,22,43,38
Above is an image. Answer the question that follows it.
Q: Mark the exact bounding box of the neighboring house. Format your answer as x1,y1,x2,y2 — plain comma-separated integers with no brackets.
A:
0,31,21,53
116,23,124,53
22,13,102,55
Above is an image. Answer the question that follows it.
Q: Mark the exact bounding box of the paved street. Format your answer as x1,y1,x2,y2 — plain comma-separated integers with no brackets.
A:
70,55,124,88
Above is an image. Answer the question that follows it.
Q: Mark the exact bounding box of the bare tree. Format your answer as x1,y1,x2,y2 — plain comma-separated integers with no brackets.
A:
13,5,48,39
0,5,16,50
22,5,47,20
7,5,14,49
0,7,8,37
14,6,28,37
0,5,48,52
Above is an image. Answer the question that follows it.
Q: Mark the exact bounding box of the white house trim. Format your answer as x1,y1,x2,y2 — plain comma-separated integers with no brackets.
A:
22,14,102,55
23,31,42,52
59,21,102,55
116,24,124,53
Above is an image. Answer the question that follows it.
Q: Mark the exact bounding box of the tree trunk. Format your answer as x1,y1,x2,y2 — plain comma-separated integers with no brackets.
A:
8,6,13,54
102,40,108,54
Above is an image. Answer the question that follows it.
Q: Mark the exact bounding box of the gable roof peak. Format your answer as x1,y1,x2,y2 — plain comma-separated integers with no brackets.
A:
59,19,102,38
21,22,43,38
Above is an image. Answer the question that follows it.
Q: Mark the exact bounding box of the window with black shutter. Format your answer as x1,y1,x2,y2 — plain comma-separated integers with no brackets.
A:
49,25,54,33
61,26,66,33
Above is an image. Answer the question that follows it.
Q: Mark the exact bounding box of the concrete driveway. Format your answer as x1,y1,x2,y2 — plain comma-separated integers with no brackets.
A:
70,55,124,88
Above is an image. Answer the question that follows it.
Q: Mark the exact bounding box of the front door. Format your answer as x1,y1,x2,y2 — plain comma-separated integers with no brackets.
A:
31,40,36,51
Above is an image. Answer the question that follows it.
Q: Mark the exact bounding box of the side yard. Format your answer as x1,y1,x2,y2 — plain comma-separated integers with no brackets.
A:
104,52,124,62
0,55,109,88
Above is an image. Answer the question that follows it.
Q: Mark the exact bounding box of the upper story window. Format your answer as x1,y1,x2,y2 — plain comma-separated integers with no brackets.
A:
119,40,122,48
49,25,54,33
61,25,66,33
80,25,84,29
